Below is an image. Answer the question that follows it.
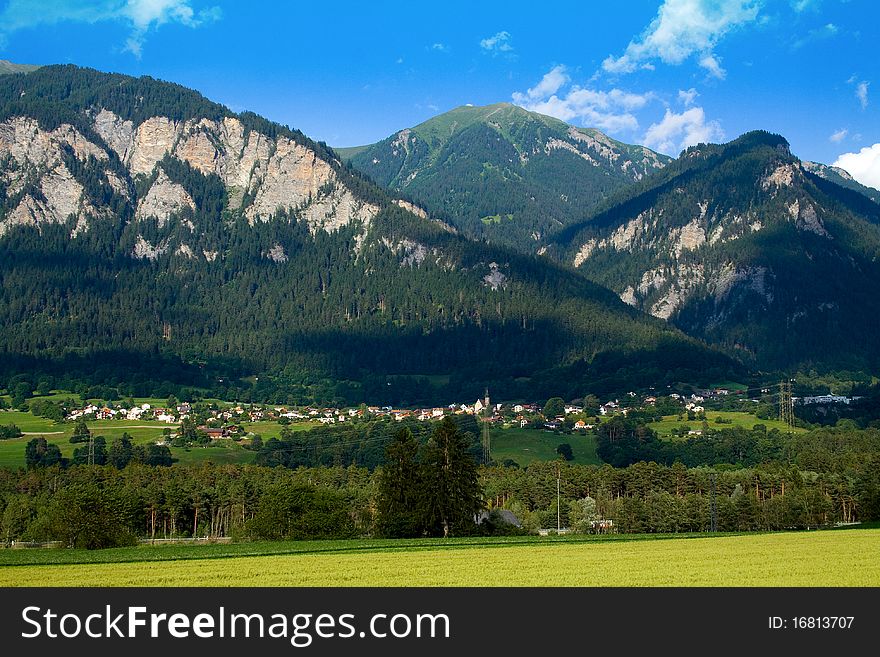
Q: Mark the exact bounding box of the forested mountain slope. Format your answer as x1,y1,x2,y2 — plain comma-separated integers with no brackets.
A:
0,65,732,404
548,131,880,371
341,103,670,250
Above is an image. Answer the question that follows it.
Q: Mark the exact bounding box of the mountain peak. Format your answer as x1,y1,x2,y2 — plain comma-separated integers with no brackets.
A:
345,102,671,250
681,130,791,163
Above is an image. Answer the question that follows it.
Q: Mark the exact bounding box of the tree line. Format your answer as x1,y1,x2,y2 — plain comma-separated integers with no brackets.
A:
4,421,878,548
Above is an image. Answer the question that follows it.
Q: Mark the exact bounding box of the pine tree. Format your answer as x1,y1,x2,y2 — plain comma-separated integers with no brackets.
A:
420,417,483,537
70,418,91,444
376,428,423,537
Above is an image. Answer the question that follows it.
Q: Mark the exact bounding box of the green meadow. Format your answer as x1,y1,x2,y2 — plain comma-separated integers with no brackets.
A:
491,426,600,466
648,411,807,440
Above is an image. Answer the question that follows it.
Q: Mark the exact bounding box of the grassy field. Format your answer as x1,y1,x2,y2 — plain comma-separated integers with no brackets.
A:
491,426,599,466
0,411,175,468
0,409,280,469
247,420,312,436
1,529,876,586
171,443,257,465
648,410,807,439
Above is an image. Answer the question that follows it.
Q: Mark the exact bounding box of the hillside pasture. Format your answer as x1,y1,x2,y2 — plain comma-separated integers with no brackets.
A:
491,426,600,466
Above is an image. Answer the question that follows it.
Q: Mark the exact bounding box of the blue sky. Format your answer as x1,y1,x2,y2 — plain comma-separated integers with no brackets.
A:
0,0,878,187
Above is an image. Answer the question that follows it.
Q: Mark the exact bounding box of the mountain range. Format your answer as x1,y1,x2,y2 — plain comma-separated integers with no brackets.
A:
0,65,728,404
3,62,880,403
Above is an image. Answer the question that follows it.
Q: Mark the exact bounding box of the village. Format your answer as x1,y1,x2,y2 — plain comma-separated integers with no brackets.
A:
56,386,760,441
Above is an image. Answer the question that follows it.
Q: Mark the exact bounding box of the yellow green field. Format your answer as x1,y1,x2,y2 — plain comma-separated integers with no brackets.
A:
2,529,876,587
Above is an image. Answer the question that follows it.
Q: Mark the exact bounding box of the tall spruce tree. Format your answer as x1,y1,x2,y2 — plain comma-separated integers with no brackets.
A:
376,428,423,537
421,417,483,537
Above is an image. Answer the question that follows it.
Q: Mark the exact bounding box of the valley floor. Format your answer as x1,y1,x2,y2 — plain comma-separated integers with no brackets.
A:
1,528,877,587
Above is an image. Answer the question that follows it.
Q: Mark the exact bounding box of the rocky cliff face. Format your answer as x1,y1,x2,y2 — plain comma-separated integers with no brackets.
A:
1,109,379,248
549,130,880,367
567,153,836,321
0,117,108,236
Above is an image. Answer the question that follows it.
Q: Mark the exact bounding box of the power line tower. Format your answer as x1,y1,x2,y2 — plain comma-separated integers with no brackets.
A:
481,388,491,465
778,380,793,429
162,321,172,341
87,433,95,466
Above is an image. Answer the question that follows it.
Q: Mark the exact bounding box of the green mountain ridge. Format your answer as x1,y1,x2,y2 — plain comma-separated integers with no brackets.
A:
342,103,671,250
548,130,880,372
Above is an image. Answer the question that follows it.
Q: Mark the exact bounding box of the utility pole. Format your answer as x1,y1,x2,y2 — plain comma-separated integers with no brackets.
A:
709,472,717,532
556,462,561,533
482,388,491,465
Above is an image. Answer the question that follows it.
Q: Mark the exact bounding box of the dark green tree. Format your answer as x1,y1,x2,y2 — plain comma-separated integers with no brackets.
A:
109,433,134,468
420,417,483,537
24,437,63,468
11,382,31,409
556,443,574,461
543,397,565,419
69,418,91,444
0,424,22,439
376,428,423,537
35,483,137,549
244,482,355,540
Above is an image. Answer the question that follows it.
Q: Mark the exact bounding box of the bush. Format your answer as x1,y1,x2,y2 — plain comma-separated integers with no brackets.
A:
243,483,355,540
0,424,23,440
556,443,574,461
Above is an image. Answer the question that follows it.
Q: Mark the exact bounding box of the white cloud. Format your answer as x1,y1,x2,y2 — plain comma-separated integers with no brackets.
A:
791,0,820,12
829,129,848,143
602,0,760,75
430,43,448,52
792,22,839,50
519,65,570,101
480,31,513,54
678,88,699,106
833,144,880,189
642,107,724,155
698,53,726,79
512,66,653,134
856,81,869,109
0,0,221,56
